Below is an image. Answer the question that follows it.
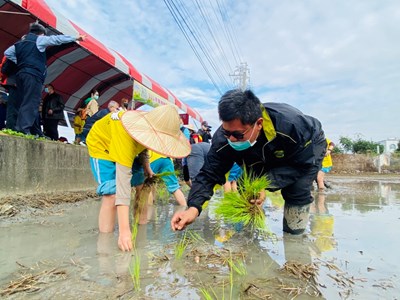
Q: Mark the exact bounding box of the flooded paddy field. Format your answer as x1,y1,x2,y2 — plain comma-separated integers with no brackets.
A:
0,175,399,299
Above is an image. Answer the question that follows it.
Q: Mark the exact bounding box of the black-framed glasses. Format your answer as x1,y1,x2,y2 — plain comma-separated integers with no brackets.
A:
221,124,254,140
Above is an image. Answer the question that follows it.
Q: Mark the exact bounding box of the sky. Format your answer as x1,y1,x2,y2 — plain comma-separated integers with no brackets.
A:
44,0,400,143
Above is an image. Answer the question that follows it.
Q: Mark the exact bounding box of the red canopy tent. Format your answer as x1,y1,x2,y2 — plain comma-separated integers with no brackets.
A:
0,0,203,122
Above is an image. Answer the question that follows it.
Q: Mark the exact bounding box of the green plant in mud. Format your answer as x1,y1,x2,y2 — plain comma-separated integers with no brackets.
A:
215,168,270,232
198,255,246,300
131,222,139,244
175,230,204,260
154,183,170,204
227,257,247,277
129,250,141,291
149,171,180,204
175,230,190,259
229,252,247,299
199,286,219,300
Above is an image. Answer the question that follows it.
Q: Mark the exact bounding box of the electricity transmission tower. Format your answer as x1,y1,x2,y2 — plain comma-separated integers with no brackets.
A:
230,62,250,90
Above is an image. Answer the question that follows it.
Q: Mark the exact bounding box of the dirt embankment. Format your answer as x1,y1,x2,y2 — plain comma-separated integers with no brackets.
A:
0,190,99,221
331,153,400,174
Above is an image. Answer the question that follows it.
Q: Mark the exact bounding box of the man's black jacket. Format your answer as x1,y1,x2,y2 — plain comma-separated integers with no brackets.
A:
42,93,64,120
187,102,325,214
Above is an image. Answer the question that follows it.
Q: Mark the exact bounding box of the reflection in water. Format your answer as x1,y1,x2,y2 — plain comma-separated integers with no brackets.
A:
310,192,336,254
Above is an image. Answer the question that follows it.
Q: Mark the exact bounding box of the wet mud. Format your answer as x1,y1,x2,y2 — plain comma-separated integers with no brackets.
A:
0,175,399,299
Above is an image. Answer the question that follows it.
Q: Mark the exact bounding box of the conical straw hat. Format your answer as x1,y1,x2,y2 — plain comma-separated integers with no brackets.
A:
121,105,191,158
184,123,196,132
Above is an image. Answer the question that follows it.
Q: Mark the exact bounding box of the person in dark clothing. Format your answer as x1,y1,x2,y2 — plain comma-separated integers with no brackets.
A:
171,89,327,235
4,22,85,136
81,100,120,142
197,121,212,143
0,90,6,129
0,56,18,130
42,84,64,140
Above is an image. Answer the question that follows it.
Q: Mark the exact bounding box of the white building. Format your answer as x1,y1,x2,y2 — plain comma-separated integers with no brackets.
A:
379,138,399,153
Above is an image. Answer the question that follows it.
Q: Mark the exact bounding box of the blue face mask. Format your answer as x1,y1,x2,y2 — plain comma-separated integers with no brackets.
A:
44,87,49,93
94,95,99,100
227,124,257,151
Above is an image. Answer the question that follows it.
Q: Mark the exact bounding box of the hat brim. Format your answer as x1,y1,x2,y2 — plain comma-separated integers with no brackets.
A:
121,110,191,158
184,124,196,131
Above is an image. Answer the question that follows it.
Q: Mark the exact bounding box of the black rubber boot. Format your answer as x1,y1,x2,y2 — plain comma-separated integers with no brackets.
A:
283,203,310,235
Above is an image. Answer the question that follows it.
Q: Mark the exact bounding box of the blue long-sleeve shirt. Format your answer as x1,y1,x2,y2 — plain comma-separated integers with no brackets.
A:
4,35,77,63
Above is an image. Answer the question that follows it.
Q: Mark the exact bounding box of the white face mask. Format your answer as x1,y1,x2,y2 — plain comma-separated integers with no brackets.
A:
227,123,257,151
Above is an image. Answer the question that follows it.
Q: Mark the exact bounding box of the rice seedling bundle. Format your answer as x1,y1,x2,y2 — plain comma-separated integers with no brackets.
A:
215,168,270,231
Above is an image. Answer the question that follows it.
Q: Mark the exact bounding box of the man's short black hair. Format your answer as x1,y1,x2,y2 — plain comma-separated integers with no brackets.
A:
218,89,262,124
29,22,46,35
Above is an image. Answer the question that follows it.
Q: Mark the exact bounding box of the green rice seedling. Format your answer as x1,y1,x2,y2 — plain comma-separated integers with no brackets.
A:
175,230,190,259
225,252,247,300
187,230,205,244
131,221,139,243
129,251,141,291
215,168,270,232
200,285,221,300
131,171,178,245
131,183,151,245
154,183,169,204
143,170,178,186
199,288,214,300
227,258,247,276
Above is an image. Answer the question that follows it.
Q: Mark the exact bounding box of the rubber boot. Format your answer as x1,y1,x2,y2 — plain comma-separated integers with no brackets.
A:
283,203,310,235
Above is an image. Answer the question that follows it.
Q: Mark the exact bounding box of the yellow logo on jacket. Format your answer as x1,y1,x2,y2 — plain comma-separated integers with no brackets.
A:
274,150,285,158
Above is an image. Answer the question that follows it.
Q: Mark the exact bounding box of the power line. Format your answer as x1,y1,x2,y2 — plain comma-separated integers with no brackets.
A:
175,0,231,89
163,0,249,93
164,0,223,94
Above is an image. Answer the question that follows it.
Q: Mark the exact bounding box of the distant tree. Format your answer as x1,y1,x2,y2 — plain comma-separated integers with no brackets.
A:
396,142,400,153
338,136,383,154
353,139,382,154
332,146,343,154
339,136,353,153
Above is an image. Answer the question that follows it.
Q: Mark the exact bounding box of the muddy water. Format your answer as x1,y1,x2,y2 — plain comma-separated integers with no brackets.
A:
0,176,399,299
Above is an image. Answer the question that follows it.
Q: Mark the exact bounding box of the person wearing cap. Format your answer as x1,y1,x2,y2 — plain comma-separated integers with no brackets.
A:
171,89,326,235
86,105,190,251
4,22,85,136
198,121,212,143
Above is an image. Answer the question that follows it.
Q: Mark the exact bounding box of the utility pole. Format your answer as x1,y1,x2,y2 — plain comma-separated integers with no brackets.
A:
230,62,250,90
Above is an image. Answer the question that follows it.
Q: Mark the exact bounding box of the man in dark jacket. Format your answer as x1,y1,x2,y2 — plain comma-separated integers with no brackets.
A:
171,89,326,235
42,84,64,140
4,22,84,136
